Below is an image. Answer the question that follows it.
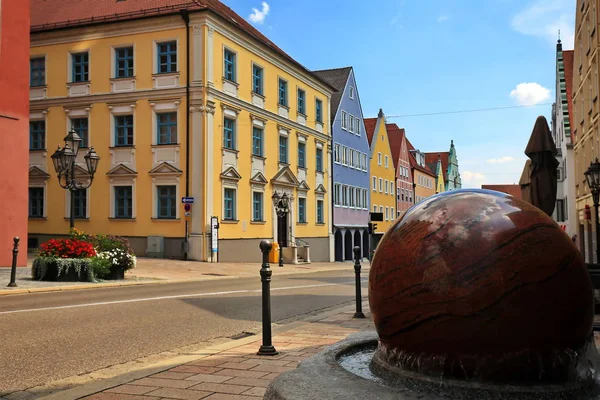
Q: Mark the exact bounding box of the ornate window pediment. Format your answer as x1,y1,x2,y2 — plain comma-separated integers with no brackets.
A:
271,165,299,187
29,166,50,180
107,163,138,177
298,180,310,192
250,171,268,185
315,184,327,194
149,162,183,176
221,166,242,181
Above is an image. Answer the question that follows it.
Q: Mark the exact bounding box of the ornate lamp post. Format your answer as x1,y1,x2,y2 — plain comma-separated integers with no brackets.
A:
585,158,600,263
51,128,100,229
271,191,289,267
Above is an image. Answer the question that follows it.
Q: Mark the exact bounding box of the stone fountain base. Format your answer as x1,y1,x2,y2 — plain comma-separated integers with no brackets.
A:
264,331,598,400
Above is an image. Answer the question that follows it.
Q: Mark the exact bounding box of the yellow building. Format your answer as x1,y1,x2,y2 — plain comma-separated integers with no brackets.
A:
365,110,397,234
573,0,600,263
29,0,334,263
407,141,437,203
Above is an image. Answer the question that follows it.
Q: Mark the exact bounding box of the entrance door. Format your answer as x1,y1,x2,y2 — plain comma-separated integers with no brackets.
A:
277,212,288,248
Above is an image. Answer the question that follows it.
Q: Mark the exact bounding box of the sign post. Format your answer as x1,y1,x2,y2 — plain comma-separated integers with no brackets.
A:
211,216,219,263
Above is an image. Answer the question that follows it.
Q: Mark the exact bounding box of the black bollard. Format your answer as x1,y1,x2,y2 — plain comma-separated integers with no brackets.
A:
7,237,19,287
353,246,365,318
257,240,278,356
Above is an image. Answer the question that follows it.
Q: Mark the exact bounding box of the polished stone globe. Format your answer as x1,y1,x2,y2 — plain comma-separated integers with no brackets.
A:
369,189,594,383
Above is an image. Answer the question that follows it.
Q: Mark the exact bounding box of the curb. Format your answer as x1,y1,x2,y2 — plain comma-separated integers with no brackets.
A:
33,302,361,400
0,265,370,297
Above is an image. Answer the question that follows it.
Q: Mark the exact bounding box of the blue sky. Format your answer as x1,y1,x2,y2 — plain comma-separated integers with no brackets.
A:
227,0,575,188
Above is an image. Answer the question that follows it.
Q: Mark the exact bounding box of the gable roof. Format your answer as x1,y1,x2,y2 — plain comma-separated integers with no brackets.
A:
481,184,522,199
30,0,334,91
312,67,352,120
563,49,575,144
364,118,377,145
406,139,435,177
424,152,449,181
385,123,405,170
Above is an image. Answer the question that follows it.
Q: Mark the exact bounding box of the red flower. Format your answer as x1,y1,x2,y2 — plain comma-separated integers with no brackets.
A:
39,238,96,258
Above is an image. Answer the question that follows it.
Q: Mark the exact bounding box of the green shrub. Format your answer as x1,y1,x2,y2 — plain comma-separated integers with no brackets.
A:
69,229,136,274
32,257,95,282
89,257,112,279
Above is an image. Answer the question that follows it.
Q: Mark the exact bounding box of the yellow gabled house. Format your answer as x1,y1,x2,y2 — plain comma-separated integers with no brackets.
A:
365,109,397,234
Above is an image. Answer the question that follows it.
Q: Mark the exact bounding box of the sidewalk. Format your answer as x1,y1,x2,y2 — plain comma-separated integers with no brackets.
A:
0,257,369,295
10,303,373,400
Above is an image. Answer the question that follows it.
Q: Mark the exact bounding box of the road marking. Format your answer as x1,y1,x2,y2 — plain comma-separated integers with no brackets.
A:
0,280,368,316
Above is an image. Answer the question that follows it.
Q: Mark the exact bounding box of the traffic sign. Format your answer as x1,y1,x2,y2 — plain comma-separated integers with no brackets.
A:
184,204,191,212
182,197,195,204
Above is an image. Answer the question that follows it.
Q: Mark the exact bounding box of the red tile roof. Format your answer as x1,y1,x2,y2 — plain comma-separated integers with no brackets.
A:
364,118,377,146
30,0,334,90
385,123,405,170
563,50,575,144
424,152,449,182
406,139,435,177
481,184,522,199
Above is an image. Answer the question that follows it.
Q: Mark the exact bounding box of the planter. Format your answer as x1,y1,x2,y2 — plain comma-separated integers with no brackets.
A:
107,268,125,280
32,257,94,282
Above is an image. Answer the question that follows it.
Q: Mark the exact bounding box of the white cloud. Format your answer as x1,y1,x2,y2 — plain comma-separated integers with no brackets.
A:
461,171,486,188
437,15,451,23
511,0,575,49
249,2,270,24
510,82,551,106
487,156,515,164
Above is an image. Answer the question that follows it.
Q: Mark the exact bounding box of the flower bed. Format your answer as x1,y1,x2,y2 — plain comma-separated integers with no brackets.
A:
32,231,137,282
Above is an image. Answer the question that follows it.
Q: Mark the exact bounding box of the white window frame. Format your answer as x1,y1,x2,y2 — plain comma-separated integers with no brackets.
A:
349,149,355,169
334,183,341,206
151,101,180,145
28,183,48,219
349,115,355,133
379,178,383,192
152,178,181,219
349,86,355,99
341,111,348,130
111,44,136,79
222,184,238,221
109,104,136,147
342,185,349,207
372,176,377,191
334,143,341,164
378,152,382,165
385,156,389,168
385,180,388,194
391,208,394,218
356,119,361,136
373,205,377,212
66,187,91,219
342,146,348,165
385,207,389,221
153,39,180,75
110,180,137,219
67,49,91,84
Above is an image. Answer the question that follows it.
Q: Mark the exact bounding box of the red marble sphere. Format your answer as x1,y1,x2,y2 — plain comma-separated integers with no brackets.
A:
369,189,594,382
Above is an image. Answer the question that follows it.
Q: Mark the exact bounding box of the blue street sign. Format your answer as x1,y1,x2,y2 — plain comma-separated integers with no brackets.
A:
181,197,195,204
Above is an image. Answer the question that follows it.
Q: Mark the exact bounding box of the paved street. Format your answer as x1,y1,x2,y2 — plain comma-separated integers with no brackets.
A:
0,269,368,396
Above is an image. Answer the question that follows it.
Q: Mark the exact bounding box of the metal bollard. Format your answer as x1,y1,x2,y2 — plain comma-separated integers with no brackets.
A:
353,246,365,318
7,237,19,287
257,240,278,356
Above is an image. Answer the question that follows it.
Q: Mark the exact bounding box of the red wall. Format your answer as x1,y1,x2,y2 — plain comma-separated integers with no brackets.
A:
0,0,30,266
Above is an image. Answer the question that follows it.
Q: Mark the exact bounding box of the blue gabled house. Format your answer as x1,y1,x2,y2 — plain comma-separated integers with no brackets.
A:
313,67,370,261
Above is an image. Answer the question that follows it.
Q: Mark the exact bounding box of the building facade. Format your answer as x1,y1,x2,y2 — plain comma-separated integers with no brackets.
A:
407,140,436,204
313,67,370,262
0,0,30,266
29,0,333,263
386,124,413,218
425,153,446,194
551,39,576,236
445,140,462,191
365,110,397,234
481,184,522,198
573,0,599,263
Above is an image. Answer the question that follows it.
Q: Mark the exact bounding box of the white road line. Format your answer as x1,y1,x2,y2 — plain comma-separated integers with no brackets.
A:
0,280,367,316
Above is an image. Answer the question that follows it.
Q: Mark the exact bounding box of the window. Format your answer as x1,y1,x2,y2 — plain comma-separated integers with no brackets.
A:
557,168,562,181
390,182,394,196
115,115,134,146
350,150,355,168
297,88,306,114
115,186,133,219
252,127,263,157
278,78,288,106
71,118,89,148
317,200,324,224
253,192,263,221
252,64,263,95
157,112,177,144
385,207,389,221
157,41,177,73
342,146,348,165
157,185,176,219
316,148,323,172
223,117,235,150
342,185,348,206
391,208,395,219
349,115,355,133
224,188,236,220
349,86,355,99
279,136,288,163
298,142,306,168
341,111,348,130
385,180,388,194
373,205,377,212
334,144,341,163
73,189,87,219
29,120,45,150
362,154,367,171
372,176,376,190
72,52,89,82
379,178,383,192
379,206,383,213
356,119,361,136
362,190,367,210
385,156,389,168
30,57,45,87
334,183,341,206
223,49,236,81
115,46,134,78
298,198,306,223
556,199,566,222
29,188,44,218
378,152,382,165
315,99,324,124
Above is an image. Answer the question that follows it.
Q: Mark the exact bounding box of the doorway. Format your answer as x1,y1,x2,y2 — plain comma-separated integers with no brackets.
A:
277,211,288,248
344,231,353,261
334,230,343,262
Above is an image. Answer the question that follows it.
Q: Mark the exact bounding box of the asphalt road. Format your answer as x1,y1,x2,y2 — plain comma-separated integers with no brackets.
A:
0,269,368,395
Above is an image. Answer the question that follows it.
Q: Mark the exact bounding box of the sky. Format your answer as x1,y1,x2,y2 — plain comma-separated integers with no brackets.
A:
226,0,576,188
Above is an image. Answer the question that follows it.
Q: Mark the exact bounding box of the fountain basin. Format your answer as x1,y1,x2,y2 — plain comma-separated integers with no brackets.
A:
264,331,599,400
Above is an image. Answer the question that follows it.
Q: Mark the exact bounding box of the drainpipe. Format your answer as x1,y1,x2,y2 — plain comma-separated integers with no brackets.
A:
180,9,190,261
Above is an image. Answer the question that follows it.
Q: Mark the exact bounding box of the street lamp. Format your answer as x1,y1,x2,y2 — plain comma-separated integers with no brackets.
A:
585,158,600,263
272,191,289,267
51,128,100,229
